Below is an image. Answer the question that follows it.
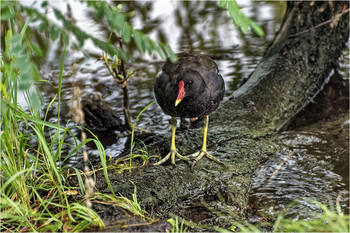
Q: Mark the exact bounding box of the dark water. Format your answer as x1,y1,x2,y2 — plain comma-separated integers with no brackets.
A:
251,114,349,222
34,0,286,158
23,0,349,224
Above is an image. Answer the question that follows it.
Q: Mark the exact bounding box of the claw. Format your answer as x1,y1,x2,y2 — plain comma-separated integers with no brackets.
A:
154,117,192,166
154,116,223,167
190,149,224,168
154,150,190,166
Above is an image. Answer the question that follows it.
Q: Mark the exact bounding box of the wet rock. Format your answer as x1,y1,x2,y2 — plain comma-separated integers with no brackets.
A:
82,93,125,132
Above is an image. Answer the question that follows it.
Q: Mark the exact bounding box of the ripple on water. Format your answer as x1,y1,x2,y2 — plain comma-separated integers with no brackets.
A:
251,115,349,221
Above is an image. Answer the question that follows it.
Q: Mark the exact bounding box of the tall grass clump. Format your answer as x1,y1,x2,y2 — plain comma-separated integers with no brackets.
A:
1,1,174,231
0,18,106,231
273,199,350,232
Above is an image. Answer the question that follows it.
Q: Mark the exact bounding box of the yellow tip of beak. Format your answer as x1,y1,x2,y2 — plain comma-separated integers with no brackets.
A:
175,99,182,107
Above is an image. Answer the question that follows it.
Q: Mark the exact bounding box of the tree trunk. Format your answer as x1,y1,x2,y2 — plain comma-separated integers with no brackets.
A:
91,1,349,228
214,1,349,136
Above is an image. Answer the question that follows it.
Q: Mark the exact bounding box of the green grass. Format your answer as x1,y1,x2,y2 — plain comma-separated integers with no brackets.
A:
167,217,188,233
231,199,349,232
273,200,349,232
0,35,105,231
94,181,156,222
0,17,152,231
0,94,156,231
128,101,157,167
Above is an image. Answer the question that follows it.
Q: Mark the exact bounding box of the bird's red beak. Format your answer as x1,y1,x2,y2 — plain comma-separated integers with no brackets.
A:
175,80,185,107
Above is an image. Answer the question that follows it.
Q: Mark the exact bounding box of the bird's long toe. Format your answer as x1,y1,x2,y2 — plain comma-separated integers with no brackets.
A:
190,149,224,168
154,150,190,166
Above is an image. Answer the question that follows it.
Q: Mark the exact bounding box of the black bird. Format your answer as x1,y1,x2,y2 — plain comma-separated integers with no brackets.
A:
154,52,225,166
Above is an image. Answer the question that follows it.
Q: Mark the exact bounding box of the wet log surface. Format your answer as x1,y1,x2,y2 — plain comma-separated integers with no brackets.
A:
75,1,349,231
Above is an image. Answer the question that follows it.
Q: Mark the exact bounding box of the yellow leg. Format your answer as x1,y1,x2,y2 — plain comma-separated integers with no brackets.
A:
190,115,224,167
154,117,190,166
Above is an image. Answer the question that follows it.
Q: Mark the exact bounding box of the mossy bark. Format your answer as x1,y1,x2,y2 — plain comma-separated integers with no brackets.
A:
91,1,349,230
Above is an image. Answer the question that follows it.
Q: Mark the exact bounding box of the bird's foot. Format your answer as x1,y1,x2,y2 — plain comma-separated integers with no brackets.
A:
154,150,191,166
189,150,224,168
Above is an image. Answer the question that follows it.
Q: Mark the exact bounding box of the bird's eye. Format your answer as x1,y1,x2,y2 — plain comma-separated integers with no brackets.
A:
188,80,193,84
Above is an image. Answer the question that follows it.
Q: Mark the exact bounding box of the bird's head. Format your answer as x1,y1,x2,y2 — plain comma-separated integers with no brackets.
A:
175,80,185,106
175,74,197,107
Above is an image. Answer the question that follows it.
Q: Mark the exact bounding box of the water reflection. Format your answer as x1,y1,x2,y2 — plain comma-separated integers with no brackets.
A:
38,1,286,134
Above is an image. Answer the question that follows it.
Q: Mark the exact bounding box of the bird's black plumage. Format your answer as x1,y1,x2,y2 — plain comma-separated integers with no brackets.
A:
153,52,225,166
154,52,225,118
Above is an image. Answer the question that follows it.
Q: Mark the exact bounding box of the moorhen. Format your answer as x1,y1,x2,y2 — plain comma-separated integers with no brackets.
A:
154,52,225,166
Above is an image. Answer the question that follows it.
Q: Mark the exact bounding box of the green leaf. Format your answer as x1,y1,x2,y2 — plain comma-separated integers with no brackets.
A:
167,218,175,226
32,16,40,23
84,1,175,60
9,34,24,54
219,0,265,37
115,12,125,32
1,7,15,20
72,42,79,50
50,25,59,40
227,1,241,26
116,49,128,61
74,28,87,46
19,15,32,39
153,44,165,60
106,8,125,32
169,53,178,63
53,8,63,20
39,21,48,32
160,43,177,62
91,37,117,56
29,90,42,115
121,24,131,43
1,1,15,10
133,31,145,53
219,0,227,8
144,37,155,55
116,4,123,11
63,19,73,30
61,32,69,45
19,73,33,90
238,15,249,33
96,4,104,19
249,20,265,37
41,1,48,7
32,44,43,57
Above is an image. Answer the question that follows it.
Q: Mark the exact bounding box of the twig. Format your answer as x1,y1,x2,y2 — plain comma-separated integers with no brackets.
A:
120,222,154,228
112,38,132,131
118,38,132,131
69,63,95,216
267,150,294,183
102,37,132,132
289,8,350,38
336,193,343,216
